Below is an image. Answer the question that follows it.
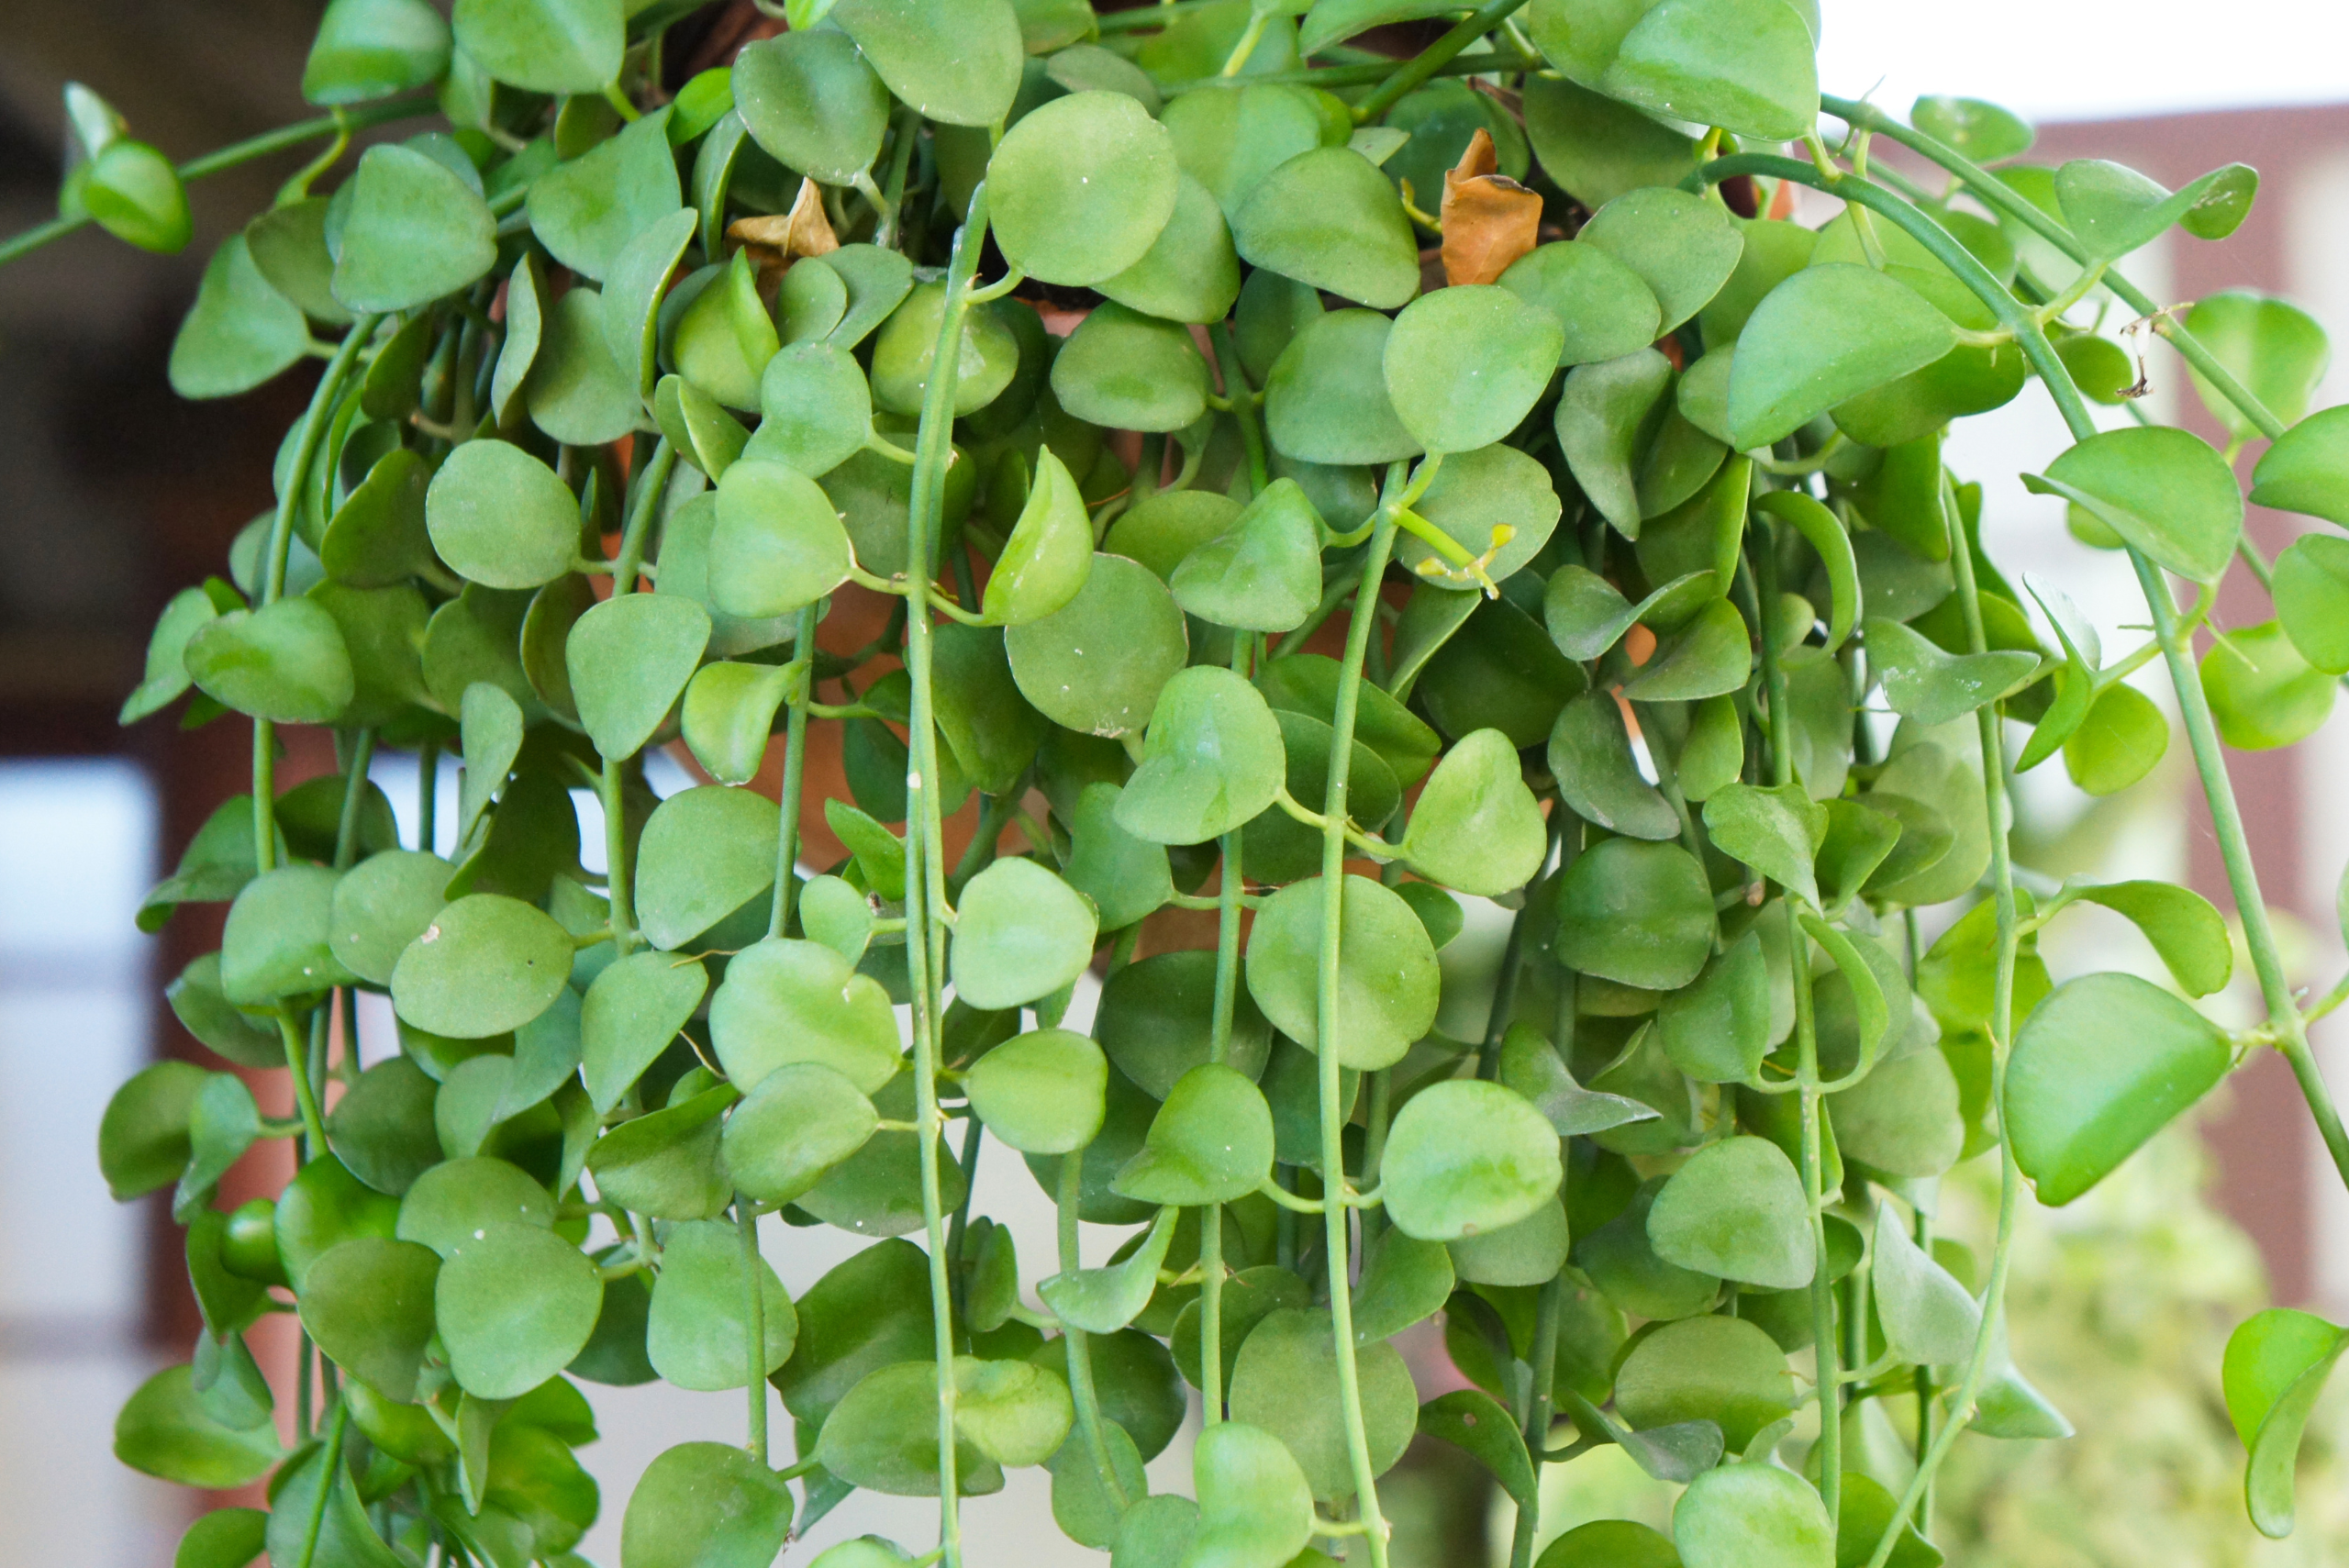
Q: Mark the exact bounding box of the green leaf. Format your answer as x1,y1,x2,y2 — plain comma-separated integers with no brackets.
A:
99,1061,208,1201
1231,148,1421,311
1548,690,1677,840
1099,172,1242,325
1553,838,1715,991
332,144,495,313
221,864,352,1003
1382,285,1564,454
984,450,1094,626
1116,666,1286,846
1727,264,1957,450
991,91,1181,287
426,439,584,591
724,1062,879,1205
1520,75,1698,211
2064,680,2167,796
1264,307,1424,465
1498,240,1663,367
2274,534,2349,675
277,1155,401,1287
83,139,191,254
712,938,901,1094
1006,553,1189,736
1246,874,1441,1070
1835,1473,1944,1568
298,1237,441,1400
731,30,889,186
955,1357,1075,1468
681,661,795,786
2202,619,2335,750
2066,880,2232,997
619,1441,796,1568
2054,158,2258,260
114,1364,281,1488
437,1221,602,1399
1911,95,2033,162
322,446,436,586
2008,971,2231,1207
2184,289,2331,441
952,857,1099,1009
1402,442,1564,588
451,0,622,95
175,1508,269,1568
1703,781,1828,907
457,682,524,844
1554,349,1675,538
2250,405,2349,527
1865,617,2040,728
658,374,752,482
1755,490,1859,651
2023,427,2243,583
184,598,354,724
1672,1462,1834,1568
170,235,310,399
967,1029,1108,1155
304,0,451,105
1418,1388,1537,1507
800,874,875,963
1098,949,1275,1099
1534,1520,1682,1568
586,1083,736,1219
709,458,856,621
1187,1421,1314,1568
568,593,710,761
676,250,781,412
1052,302,1210,433
830,0,1024,127
1383,1079,1562,1241
530,115,685,285
646,1218,796,1391
635,785,781,950
751,341,874,478
2223,1307,2349,1539
391,893,573,1039
1647,1135,1814,1289
602,209,700,396
1229,1306,1419,1497
1113,1062,1275,1206
1040,1204,1179,1334
1615,1313,1796,1451
1400,728,1547,896
1601,0,1818,141
1169,478,1322,633
1577,187,1746,336
1870,1209,1979,1367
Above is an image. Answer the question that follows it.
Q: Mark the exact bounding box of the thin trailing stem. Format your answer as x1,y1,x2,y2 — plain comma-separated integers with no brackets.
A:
1349,0,1536,123
1202,634,1254,1425
1208,323,1269,496
1312,487,1403,1568
738,1198,769,1463
597,439,678,960
1058,1149,1130,1509
1507,1274,1564,1568
769,606,822,939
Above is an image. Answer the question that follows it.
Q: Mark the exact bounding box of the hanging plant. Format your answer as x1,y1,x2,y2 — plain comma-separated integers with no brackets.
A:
33,0,2349,1565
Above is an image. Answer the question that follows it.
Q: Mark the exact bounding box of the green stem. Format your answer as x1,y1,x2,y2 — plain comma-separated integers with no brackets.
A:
1507,1274,1564,1568
878,105,921,250
769,607,822,939
0,97,430,269
1350,0,1536,122
1058,1149,1130,1509
1162,48,1543,99
417,739,440,853
596,439,678,958
332,729,378,868
291,1400,351,1568
1312,489,1403,1568
900,183,999,1568
739,1198,769,1463
1201,635,1255,1425
276,1010,331,1160
1208,324,1269,498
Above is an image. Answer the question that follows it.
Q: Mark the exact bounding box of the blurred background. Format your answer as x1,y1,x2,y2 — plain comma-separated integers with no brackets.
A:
6,1,2349,1562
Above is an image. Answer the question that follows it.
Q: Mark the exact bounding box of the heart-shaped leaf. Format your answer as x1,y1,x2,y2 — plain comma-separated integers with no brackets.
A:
984,450,1093,626
952,857,1099,1009
1871,1208,1980,1367
708,459,856,621
966,1029,1108,1155
1383,1079,1563,1241
567,593,710,761
1601,0,1819,143
331,144,495,313
1400,728,1548,896
1246,874,1441,1070
1703,781,1828,906
1553,838,1714,990
171,235,310,399
391,893,573,1040
1231,148,1420,311
710,937,901,1095
581,951,708,1113
724,1061,880,1206
991,91,1181,286
731,30,890,187
1672,1461,1834,1568
1115,666,1287,846
2223,1307,2349,1539
1112,1062,1275,1206
1382,284,1565,454
1727,264,1957,450
2023,426,2243,583
185,599,354,724
1865,617,2041,728
1646,1135,1815,1289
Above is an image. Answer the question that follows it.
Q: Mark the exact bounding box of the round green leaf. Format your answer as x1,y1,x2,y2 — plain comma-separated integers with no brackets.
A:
952,857,1099,1009
966,1029,1108,1154
869,282,1019,417
1578,187,1745,336
581,951,709,1112
1553,838,1715,990
2250,405,2349,527
1399,727,1547,896
1383,1078,1562,1240
817,1362,1005,1496
2184,289,2330,441
1265,307,1424,466
1727,264,1957,450
1116,666,1287,846
114,1365,281,1488
2202,619,2335,750
620,1441,796,1568
1006,553,1188,736
83,139,191,254
275,1155,401,1289
389,893,572,1039
1112,1062,1275,1206
565,593,709,762
221,864,353,1004
674,250,780,413
635,784,781,950
1246,874,1441,1070
1602,0,1819,142
731,30,889,186
1227,1307,1418,1497
451,0,622,95
1097,949,1275,1100
2008,971,2231,1207
1497,240,1664,367
992,91,1182,287
298,1237,441,1400
2275,533,2349,676
304,0,451,106
1170,477,1323,632
435,1220,602,1399
753,341,874,478
829,0,1023,128
725,1062,880,1204
527,113,683,284
330,144,495,314
647,1218,797,1391
2062,680,2166,796
1051,303,1209,433
1231,147,1420,311
708,458,856,620
681,661,795,786
1673,1462,1832,1568
1099,172,1242,325
184,599,354,725
1536,1520,1681,1568
396,1155,553,1257
171,235,310,399
1646,1135,1815,1289
426,439,582,591
710,937,902,1094
1615,1314,1795,1451
1163,83,1325,222
2025,426,2243,584
1189,1420,1314,1568
1382,285,1564,454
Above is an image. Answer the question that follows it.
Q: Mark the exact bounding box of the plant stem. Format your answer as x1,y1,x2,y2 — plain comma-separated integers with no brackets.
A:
900,184,998,1568
1058,1149,1130,1508
1201,636,1254,1426
769,605,822,939
291,1400,351,1568
417,739,439,853
1312,491,1402,1568
0,97,431,269
1350,0,1536,122
739,1198,769,1463
1507,1274,1564,1568
597,439,677,959
1160,48,1543,100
